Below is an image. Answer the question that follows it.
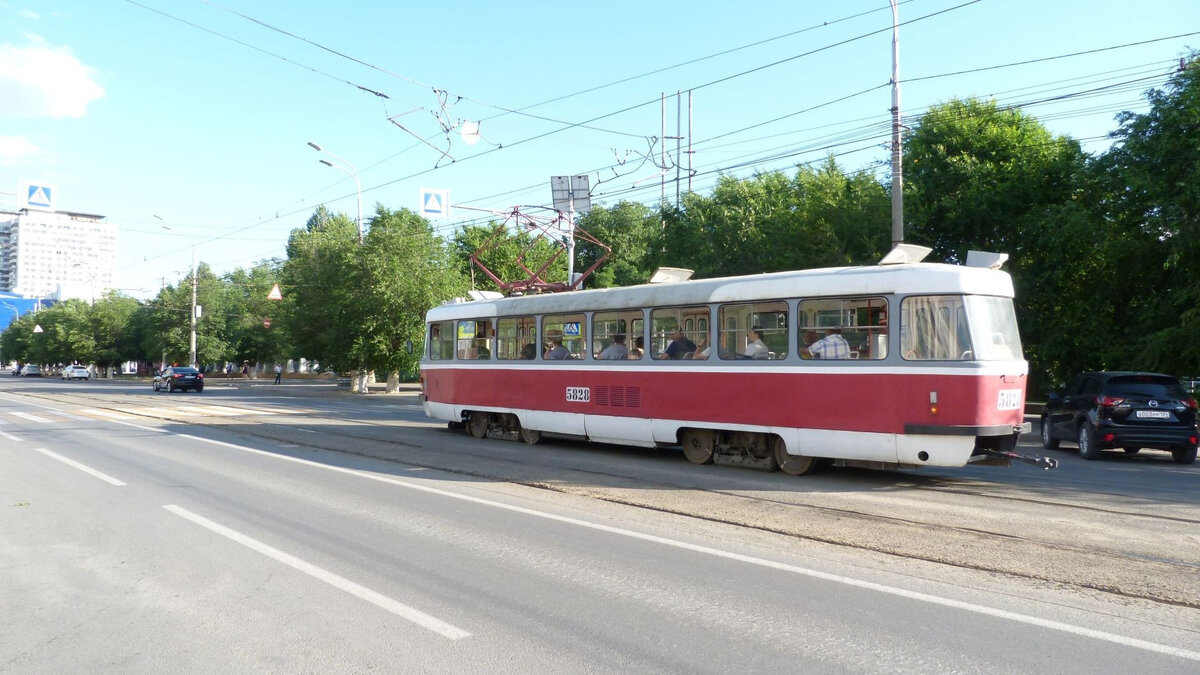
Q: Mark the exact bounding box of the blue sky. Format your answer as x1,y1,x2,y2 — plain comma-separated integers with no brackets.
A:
2,0,1198,298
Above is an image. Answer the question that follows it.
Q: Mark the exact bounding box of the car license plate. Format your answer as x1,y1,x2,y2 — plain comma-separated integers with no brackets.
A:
1135,410,1170,419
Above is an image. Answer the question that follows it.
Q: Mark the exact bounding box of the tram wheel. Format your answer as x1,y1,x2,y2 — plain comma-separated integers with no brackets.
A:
467,412,489,439
519,424,542,445
680,429,715,465
773,436,817,476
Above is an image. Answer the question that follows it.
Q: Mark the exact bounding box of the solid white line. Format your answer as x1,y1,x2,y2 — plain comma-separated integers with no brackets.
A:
12,411,53,424
171,431,1200,662
33,447,127,486
162,504,469,640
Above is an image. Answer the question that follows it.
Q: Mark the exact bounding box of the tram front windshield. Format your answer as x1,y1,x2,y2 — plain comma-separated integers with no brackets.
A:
900,295,1023,361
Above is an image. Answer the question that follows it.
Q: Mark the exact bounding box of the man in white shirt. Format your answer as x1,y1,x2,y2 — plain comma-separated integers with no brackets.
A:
742,327,769,359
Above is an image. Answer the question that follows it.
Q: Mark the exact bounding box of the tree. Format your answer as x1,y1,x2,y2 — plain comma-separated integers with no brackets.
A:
282,208,361,375
574,200,659,288
89,293,141,375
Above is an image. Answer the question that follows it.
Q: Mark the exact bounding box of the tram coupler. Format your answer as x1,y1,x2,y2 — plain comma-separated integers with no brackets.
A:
975,447,1059,469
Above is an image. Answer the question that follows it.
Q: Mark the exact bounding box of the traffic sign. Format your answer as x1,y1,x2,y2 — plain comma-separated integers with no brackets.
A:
420,188,450,218
263,319,272,329
267,283,283,300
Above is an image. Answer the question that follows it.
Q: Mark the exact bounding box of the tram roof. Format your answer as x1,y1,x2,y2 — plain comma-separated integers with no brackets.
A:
427,262,1014,320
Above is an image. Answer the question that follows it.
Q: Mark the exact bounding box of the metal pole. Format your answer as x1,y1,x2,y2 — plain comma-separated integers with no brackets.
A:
189,247,197,368
675,90,682,206
688,90,694,195
890,0,904,248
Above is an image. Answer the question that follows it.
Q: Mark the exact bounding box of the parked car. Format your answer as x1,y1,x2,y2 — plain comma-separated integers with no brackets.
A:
153,366,204,393
1042,371,1198,464
21,364,42,377
61,365,90,380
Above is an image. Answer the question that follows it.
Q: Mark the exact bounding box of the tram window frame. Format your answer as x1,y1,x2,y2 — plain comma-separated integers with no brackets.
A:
899,295,971,361
456,319,493,360
718,301,789,360
542,313,586,360
496,315,538,360
592,310,643,361
649,306,710,360
428,320,455,360
797,297,889,360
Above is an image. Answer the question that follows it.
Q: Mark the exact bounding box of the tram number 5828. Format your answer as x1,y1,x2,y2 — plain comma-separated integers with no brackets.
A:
566,387,591,403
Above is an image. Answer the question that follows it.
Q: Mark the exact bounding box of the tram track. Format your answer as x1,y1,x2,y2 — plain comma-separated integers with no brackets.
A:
17,388,1200,610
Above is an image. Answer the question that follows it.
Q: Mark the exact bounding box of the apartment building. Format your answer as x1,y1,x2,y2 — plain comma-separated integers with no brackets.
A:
0,209,118,301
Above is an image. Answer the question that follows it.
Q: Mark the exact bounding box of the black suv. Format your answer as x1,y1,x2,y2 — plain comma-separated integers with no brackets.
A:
1041,372,1197,464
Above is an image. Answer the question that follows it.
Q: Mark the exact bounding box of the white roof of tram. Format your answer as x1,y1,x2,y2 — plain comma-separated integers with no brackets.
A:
426,261,1015,322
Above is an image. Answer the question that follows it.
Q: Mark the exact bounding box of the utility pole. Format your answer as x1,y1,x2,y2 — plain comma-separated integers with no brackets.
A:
889,0,904,248
189,249,197,368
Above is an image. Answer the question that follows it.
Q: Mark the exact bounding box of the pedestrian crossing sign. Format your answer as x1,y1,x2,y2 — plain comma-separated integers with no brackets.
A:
419,188,450,218
19,180,56,212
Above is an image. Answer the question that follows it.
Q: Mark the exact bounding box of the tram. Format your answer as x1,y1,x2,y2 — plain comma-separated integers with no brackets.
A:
419,247,1052,475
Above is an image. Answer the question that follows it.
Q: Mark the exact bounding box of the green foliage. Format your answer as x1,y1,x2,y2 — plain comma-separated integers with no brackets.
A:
451,221,566,292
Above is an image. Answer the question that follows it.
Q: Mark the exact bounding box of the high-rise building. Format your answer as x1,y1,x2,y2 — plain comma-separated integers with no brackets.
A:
0,209,118,301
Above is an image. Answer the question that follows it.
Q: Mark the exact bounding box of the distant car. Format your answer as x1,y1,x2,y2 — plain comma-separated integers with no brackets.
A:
61,365,90,381
1042,371,1198,464
153,366,204,393
21,364,41,377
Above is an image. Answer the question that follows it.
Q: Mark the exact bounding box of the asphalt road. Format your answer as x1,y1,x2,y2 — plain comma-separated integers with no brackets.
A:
2,376,1197,672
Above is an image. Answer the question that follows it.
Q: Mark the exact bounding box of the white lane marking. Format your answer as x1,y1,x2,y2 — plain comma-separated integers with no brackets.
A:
33,447,127,486
11,411,53,424
169,431,1200,662
297,428,317,433
0,430,21,441
162,504,469,640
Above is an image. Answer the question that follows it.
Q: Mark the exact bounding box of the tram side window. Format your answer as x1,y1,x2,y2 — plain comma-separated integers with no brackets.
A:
496,316,537,360
900,295,971,360
542,313,586,360
718,301,788,360
456,319,493,360
593,311,643,360
649,306,710,360
797,297,888,360
428,321,454,360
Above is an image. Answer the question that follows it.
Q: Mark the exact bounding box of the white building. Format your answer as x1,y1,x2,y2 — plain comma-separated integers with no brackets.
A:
0,209,118,301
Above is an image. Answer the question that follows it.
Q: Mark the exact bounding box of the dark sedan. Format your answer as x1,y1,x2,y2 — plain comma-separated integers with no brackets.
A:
153,366,204,393
1041,371,1197,464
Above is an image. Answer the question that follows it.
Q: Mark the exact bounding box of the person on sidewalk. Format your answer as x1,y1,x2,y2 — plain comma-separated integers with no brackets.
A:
273,364,282,385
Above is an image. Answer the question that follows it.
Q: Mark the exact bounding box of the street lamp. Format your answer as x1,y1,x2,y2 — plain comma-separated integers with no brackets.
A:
307,141,363,244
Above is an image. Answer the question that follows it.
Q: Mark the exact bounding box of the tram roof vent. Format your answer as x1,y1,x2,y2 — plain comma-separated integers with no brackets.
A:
965,250,1009,270
467,290,504,301
648,267,694,284
878,244,932,265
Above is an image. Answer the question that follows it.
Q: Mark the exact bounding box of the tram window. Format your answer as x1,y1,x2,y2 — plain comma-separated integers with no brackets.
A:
798,297,888,360
900,295,971,360
719,301,788,360
497,315,537,360
593,311,643,360
962,296,1023,360
428,321,454,360
650,306,709,360
543,313,586,360
456,319,493,359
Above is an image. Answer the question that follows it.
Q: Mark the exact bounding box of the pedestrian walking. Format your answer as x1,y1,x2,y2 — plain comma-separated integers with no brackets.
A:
273,364,282,385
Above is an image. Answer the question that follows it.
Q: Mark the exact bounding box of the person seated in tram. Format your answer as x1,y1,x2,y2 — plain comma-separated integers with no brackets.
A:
545,337,570,360
800,331,819,359
742,327,769,359
597,334,629,360
659,329,696,359
802,327,852,359
520,343,538,360
628,336,644,360
691,338,710,360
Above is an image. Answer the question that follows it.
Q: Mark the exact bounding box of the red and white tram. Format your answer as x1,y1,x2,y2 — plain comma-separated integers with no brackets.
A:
420,249,1050,474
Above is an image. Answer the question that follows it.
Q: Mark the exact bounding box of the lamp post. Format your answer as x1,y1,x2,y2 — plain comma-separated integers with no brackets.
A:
307,141,363,244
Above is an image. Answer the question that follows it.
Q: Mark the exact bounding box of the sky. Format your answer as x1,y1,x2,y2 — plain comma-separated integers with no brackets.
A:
1,0,1198,299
